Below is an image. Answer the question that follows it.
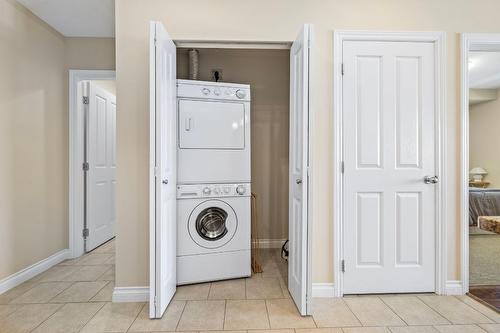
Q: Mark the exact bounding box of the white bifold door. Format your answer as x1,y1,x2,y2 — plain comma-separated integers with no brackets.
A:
85,81,116,252
342,41,437,294
288,24,311,315
149,21,177,318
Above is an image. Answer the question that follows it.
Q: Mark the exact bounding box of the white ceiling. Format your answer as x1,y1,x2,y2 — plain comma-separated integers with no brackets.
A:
17,0,115,37
469,51,500,89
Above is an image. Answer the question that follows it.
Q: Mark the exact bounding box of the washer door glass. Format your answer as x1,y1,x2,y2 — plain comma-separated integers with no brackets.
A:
196,207,228,241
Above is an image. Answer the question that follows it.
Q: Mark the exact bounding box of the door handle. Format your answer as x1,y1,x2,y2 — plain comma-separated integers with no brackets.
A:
162,179,168,185
296,179,302,184
424,176,438,184
185,118,192,131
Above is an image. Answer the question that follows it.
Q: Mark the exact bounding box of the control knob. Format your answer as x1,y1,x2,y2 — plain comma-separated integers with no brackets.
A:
201,88,210,95
236,185,246,195
235,89,246,99
203,187,211,195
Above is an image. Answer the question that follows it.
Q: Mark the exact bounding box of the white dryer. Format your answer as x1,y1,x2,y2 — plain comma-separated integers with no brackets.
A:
177,80,251,184
176,183,251,284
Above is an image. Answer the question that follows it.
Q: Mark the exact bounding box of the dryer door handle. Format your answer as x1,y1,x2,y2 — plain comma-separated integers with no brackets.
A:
185,117,193,131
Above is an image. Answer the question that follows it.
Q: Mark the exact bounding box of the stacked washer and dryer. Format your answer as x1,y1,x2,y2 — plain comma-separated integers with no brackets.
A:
176,79,252,284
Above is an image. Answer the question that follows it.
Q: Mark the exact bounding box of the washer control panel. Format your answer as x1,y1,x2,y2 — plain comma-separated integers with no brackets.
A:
177,80,250,101
177,183,251,199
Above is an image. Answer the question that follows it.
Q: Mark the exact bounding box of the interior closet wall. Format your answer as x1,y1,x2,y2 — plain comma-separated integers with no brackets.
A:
177,48,290,242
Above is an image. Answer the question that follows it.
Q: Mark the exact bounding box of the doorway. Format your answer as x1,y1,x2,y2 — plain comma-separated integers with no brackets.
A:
149,22,312,318
69,70,117,259
461,33,500,311
333,31,447,296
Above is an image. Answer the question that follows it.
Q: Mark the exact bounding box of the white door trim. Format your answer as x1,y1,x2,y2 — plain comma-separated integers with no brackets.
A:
333,31,447,297
459,33,500,295
68,69,116,259
174,40,292,50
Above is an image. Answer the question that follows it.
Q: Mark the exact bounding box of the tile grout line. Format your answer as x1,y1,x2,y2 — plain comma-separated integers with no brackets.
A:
26,302,65,333
124,302,145,333
378,296,409,326
223,299,227,330
89,280,113,302
175,299,188,331
453,295,499,323
416,295,456,325
419,295,495,325
207,282,213,300
432,323,490,333
342,297,365,327
74,301,107,333
264,299,272,329
414,295,452,325
172,300,188,331
419,295,494,325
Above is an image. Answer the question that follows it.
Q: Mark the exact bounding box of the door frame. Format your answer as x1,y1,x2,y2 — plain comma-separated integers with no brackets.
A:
459,33,500,295
332,31,447,297
68,69,116,259
148,31,313,313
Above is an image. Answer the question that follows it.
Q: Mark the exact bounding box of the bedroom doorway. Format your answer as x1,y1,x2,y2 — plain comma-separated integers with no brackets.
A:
461,33,500,312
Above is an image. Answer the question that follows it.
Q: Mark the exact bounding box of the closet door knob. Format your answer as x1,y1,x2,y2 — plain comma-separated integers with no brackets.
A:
296,179,302,184
423,176,438,184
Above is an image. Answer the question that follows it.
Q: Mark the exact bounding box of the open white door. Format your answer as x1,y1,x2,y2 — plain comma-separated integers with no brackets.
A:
85,81,116,252
288,24,311,316
149,21,177,319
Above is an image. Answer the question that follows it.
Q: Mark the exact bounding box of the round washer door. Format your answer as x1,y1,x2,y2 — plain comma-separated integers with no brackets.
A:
188,199,238,249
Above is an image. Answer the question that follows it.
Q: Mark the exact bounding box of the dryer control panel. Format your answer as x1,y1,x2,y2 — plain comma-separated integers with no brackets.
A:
177,183,251,199
177,79,251,101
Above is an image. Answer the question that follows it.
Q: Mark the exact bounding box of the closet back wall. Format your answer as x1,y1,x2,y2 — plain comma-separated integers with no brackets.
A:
177,48,290,243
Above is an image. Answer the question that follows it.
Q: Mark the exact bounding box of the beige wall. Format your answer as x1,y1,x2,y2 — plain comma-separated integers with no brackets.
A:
0,0,115,280
65,37,116,70
115,0,500,287
470,91,500,187
92,80,117,96
177,48,290,241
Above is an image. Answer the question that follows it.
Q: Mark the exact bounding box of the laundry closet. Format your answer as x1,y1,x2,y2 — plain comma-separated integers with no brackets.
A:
176,47,291,261
149,22,311,319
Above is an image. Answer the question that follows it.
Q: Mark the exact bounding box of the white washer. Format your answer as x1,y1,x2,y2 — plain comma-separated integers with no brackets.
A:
177,183,251,284
177,80,251,184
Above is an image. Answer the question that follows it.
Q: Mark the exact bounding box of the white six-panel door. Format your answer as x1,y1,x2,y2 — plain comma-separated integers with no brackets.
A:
86,82,116,252
149,21,177,318
289,24,311,315
342,41,437,294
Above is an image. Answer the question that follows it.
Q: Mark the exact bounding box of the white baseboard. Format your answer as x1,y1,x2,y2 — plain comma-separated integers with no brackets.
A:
254,239,287,249
0,249,70,295
112,287,149,302
312,283,335,298
444,280,464,295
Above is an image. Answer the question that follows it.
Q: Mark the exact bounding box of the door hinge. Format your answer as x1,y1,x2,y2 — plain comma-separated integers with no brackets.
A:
82,228,89,238
341,63,344,76
154,296,157,307
82,162,89,171
341,259,345,273
341,161,344,174
82,96,89,105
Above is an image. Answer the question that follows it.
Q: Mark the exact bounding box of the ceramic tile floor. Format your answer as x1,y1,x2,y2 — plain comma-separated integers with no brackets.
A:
1,240,499,333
